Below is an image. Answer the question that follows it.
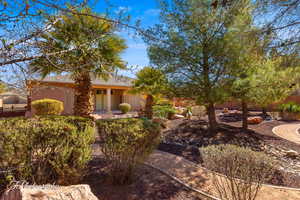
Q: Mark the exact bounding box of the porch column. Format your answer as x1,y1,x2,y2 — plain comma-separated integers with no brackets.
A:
106,88,111,113
93,89,96,112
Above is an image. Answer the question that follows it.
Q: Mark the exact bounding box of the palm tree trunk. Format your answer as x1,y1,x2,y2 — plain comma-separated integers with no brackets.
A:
73,72,93,117
145,94,154,119
207,102,218,134
242,99,248,130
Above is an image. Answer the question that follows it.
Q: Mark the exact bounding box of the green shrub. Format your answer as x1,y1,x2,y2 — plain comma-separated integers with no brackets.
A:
119,103,131,114
154,97,173,106
0,116,94,187
153,105,176,119
97,118,161,185
32,98,64,115
278,102,300,113
201,144,276,200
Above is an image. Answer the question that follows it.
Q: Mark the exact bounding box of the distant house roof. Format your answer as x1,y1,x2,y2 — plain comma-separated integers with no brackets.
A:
39,74,134,87
0,91,26,98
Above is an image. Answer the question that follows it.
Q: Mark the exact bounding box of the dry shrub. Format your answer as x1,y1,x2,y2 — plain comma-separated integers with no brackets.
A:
201,144,276,200
97,118,161,185
191,105,206,117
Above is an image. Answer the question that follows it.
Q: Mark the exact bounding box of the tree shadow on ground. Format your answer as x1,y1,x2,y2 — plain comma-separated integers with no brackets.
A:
82,157,203,200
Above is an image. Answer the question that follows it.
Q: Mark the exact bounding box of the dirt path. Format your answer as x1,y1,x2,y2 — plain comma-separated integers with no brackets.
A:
146,150,300,200
273,124,300,145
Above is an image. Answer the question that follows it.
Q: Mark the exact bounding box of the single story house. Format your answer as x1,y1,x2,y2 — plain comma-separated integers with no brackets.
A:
0,91,27,105
27,74,145,115
0,91,28,112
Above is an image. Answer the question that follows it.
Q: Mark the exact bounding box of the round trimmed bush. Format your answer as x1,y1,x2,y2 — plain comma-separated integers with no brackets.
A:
32,98,64,115
119,103,131,114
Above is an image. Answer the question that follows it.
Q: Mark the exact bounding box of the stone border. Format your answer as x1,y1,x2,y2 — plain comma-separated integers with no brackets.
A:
144,163,221,200
149,149,300,195
188,148,300,191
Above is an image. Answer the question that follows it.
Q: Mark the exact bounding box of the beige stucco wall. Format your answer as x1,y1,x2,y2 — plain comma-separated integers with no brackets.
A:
30,85,144,114
31,85,75,115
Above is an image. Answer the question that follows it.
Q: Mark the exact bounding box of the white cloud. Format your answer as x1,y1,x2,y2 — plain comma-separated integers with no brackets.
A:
144,9,160,16
115,6,132,14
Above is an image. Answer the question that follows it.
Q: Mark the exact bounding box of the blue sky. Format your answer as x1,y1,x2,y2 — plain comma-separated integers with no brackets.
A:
92,0,161,77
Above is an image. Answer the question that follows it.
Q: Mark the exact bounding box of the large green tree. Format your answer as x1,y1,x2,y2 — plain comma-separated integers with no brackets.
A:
249,58,300,114
30,8,127,116
131,67,168,119
143,0,256,132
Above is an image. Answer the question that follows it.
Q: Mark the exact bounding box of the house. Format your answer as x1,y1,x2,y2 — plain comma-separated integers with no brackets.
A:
0,91,27,112
27,74,145,115
0,91,27,104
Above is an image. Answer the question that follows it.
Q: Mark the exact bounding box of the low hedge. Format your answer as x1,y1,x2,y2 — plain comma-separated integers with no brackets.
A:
0,116,94,192
97,118,161,184
32,98,64,115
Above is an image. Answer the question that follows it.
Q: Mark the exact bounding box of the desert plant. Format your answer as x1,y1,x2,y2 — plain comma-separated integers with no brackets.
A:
0,116,94,187
30,8,127,117
97,118,161,185
131,67,168,119
119,103,131,114
201,144,276,200
32,98,64,115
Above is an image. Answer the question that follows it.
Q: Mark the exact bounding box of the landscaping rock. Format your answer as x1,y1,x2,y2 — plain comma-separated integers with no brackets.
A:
247,116,263,124
173,114,185,119
1,184,98,200
285,150,299,159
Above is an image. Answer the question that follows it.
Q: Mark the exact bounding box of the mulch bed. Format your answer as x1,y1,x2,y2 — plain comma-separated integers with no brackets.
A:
158,116,300,188
82,157,203,200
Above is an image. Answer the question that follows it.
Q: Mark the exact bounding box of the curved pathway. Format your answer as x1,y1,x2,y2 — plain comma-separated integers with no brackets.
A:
146,150,300,200
272,124,300,144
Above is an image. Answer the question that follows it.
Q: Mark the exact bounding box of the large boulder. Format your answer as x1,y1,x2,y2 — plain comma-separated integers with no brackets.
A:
1,184,98,200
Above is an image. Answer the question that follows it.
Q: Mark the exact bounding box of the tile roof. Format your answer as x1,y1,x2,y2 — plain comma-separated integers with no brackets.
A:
40,74,134,87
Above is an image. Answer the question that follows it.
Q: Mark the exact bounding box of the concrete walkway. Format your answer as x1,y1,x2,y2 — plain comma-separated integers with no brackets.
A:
146,150,300,200
272,124,300,144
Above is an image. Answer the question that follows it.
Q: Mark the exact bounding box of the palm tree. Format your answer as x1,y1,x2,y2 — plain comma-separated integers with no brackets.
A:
30,8,127,117
131,67,168,119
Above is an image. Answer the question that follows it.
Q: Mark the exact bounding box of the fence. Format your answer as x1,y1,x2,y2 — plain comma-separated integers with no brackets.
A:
0,104,27,117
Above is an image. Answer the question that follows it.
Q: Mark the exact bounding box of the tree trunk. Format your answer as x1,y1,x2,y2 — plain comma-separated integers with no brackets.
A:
73,72,93,117
242,99,248,130
207,102,217,133
145,94,154,119
262,107,267,117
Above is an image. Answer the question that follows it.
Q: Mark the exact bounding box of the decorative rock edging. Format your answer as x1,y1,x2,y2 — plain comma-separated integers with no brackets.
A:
146,150,300,200
144,163,220,200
